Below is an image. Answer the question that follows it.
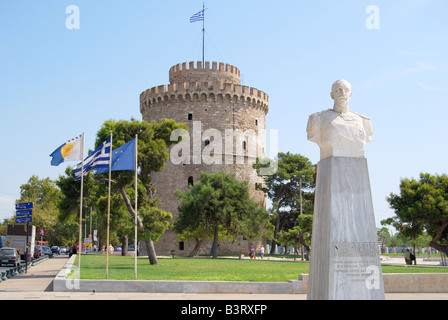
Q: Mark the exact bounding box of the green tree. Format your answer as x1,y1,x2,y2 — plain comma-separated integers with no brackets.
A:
377,227,391,249
95,118,187,264
278,214,312,260
253,152,315,253
384,173,448,257
173,171,270,259
17,175,67,245
57,166,101,244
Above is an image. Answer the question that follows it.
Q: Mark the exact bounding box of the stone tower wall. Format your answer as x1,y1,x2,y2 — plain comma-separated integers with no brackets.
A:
140,61,269,255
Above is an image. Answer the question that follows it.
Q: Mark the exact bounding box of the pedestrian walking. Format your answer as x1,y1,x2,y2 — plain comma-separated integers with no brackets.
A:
249,246,255,259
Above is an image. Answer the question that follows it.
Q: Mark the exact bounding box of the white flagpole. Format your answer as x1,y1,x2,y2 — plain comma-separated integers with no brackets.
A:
78,132,85,279
106,132,113,279
134,134,138,280
202,1,205,66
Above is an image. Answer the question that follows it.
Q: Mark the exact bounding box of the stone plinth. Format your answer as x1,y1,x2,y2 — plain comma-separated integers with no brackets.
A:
307,157,385,300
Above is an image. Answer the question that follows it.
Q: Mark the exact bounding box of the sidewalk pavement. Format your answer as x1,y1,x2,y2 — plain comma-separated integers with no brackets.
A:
0,254,447,300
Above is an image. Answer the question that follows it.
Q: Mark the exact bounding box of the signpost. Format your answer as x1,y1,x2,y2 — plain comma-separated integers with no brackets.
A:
15,202,34,273
15,216,32,224
15,202,34,210
16,209,33,217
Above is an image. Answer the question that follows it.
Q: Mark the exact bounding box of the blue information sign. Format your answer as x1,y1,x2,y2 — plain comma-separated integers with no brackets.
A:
16,209,33,217
15,202,34,210
15,216,32,224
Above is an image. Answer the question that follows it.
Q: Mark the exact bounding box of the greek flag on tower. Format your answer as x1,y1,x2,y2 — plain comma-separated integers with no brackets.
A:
190,10,204,23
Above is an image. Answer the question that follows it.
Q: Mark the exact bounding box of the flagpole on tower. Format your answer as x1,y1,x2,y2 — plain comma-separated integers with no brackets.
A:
202,1,205,67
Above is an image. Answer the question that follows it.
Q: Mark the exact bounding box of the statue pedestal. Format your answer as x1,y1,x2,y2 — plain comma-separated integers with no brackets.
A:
307,157,385,300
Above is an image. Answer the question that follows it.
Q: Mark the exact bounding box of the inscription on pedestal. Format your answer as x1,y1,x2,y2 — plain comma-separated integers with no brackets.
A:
333,242,377,257
331,242,381,291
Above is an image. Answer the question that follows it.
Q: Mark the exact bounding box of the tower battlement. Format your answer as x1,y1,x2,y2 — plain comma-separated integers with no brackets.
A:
169,61,241,85
141,61,268,114
140,79,269,114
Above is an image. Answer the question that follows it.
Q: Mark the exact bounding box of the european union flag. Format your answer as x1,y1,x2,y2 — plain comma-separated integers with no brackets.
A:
96,138,136,174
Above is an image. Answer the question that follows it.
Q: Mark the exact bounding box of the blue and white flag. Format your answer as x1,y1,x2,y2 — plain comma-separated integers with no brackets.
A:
190,10,204,23
96,138,136,174
74,136,111,179
50,134,83,166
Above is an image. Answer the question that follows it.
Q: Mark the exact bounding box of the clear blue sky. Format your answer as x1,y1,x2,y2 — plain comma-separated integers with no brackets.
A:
1,0,447,230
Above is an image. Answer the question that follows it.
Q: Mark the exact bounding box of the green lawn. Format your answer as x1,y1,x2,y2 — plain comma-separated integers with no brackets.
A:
74,254,448,282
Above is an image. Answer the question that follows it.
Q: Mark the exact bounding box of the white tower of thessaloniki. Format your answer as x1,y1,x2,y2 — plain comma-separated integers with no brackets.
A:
140,61,269,255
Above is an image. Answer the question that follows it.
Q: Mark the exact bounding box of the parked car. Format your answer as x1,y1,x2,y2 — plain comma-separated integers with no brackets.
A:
0,247,21,267
51,246,60,255
59,247,67,254
42,246,53,258
34,246,43,259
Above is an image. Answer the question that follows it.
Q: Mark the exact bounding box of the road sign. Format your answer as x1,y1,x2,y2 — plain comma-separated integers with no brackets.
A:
15,202,34,210
16,209,33,217
15,216,32,224
38,228,46,237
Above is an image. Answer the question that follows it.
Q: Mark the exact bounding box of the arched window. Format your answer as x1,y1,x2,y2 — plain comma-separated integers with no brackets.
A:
188,176,194,186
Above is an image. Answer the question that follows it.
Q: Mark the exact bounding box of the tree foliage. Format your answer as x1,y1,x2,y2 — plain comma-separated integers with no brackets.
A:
253,152,315,253
173,171,271,258
384,173,448,256
16,175,73,246
278,214,313,260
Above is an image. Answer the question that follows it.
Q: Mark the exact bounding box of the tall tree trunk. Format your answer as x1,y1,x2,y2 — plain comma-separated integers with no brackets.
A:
271,212,280,254
119,186,159,264
121,235,128,256
146,239,158,265
188,238,205,257
119,187,143,227
210,223,219,259
429,221,448,257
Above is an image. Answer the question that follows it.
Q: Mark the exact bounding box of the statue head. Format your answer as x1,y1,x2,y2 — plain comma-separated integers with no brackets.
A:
330,79,352,113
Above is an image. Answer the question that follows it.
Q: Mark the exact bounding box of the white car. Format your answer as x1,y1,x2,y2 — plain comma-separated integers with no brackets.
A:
0,247,21,267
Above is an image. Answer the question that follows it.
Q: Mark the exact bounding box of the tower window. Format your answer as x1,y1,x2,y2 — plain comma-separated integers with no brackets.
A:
188,113,193,121
255,119,258,126
205,139,210,146
188,176,194,186
242,141,246,150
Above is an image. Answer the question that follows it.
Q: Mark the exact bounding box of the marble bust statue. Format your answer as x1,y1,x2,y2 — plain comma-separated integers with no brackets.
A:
306,79,373,160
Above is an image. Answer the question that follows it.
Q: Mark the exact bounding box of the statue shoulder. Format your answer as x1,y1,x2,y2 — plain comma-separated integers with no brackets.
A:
350,110,371,121
309,109,334,119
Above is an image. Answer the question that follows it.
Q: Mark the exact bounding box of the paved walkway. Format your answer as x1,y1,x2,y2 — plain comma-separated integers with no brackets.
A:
0,254,447,300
